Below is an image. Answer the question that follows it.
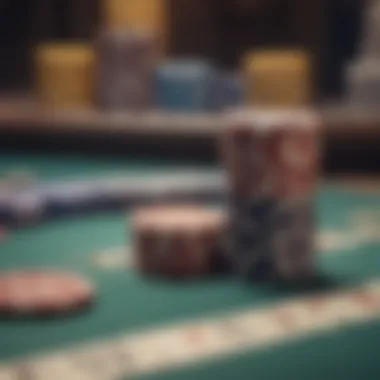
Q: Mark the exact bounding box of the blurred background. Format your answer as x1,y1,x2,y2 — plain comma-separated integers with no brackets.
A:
0,0,363,96
0,0,378,173
2,3,380,375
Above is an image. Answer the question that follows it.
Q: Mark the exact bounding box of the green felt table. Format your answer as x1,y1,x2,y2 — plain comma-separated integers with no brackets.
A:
1,152,380,380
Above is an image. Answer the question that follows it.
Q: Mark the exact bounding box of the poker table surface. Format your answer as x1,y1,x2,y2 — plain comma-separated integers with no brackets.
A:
1,151,380,380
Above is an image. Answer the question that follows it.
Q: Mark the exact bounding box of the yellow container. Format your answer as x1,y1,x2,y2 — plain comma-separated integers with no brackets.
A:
103,0,167,52
34,43,94,109
244,49,312,107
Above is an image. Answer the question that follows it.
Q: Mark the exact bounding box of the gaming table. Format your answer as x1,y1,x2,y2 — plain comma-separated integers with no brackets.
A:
1,152,380,380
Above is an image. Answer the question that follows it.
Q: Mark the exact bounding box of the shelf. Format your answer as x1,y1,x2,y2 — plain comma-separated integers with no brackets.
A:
0,100,380,142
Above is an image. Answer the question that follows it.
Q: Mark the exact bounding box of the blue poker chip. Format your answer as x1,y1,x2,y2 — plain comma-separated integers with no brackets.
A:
0,172,226,224
42,181,105,217
155,59,216,112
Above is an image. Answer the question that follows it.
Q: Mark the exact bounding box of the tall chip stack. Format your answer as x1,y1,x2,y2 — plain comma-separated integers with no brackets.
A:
95,29,158,110
244,50,312,108
345,0,380,108
34,44,94,109
220,109,320,283
103,0,168,54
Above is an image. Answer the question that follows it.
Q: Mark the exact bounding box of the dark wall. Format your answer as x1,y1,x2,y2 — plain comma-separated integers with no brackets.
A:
169,1,220,62
0,0,100,91
323,0,366,96
30,0,100,41
0,0,34,90
0,0,365,97
169,0,366,99
169,0,326,98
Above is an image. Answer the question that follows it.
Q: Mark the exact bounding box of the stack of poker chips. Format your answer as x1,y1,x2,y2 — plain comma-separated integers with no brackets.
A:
95,28,158,110
244,50,312,108
34,43,95,109
220,109,320,282
345,0,380,108
132,205,226,278
154,60,216,112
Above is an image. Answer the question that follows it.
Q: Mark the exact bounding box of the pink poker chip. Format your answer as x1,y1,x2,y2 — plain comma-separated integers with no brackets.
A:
0,270,95,316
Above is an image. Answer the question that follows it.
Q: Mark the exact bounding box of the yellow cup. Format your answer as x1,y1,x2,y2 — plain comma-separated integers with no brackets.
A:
244,49,312,107
35,43,95,109
103,0,168,53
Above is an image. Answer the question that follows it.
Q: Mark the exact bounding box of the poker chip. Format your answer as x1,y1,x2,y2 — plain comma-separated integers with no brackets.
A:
155,60,216,112
221,108,320,198
96,28,157,110
225,196,277,279
0,270,95,317
43,180,104,216
220,109,320,282
92,246,134,270
132,205,226,278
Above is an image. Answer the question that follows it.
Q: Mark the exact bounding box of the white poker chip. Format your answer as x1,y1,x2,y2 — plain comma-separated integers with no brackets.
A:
92,247,134,270
44,181,102,204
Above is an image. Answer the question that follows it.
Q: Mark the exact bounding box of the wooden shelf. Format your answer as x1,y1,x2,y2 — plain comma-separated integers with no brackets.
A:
0,100,380,140
1,99,380,172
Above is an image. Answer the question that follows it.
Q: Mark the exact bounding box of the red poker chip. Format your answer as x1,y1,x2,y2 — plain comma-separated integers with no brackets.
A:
0,270,95,317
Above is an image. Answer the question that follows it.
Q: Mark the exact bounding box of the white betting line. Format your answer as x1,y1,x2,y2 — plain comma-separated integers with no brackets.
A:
1,280,380,380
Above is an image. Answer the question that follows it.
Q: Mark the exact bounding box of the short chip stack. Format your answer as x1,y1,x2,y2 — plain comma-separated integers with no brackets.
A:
95,28,158,110
220,109,320,282
155,60,216,112
132,205,226,278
